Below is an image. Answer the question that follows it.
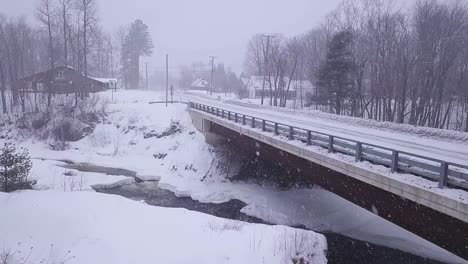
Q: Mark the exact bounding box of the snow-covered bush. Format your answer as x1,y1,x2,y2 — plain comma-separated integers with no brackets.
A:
5,94,110,147
205,219,244,232
51,117,88,142
1,243,75,264
88,125,122,156
0,142,34,192
76,94,110,121
89,125,113,147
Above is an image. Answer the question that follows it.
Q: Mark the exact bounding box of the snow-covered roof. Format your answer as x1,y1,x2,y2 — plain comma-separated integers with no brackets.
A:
191,78,209,88
290,79,314,91
91,77,118,84
246,76,265,89
245,76,313,91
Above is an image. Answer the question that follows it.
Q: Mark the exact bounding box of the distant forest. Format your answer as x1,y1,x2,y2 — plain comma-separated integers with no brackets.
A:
244,0,468,132
0,0,154,116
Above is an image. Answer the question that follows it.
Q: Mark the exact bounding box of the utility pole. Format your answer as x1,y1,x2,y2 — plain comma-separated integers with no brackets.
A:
209,56,216,96
145,62,148,91
261,34,274,105
166,54,169,107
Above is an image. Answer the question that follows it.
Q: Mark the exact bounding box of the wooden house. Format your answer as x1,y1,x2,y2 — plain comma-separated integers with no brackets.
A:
16,65,108,95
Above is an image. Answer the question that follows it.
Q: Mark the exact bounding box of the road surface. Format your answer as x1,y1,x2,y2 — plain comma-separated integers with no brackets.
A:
185,93,468,166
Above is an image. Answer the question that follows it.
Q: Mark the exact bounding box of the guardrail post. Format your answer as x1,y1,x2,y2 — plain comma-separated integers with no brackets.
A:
355,142,362,162
221,110,224,118
328,136,334,153
234,113,238,123
289,126,294,140
391,150,399,173
438,162,448,188
242,115,246,125
216,108,219,116
306,131,311,146
251,117,255,128
228,111,231,120
262,120,266,132
274,123,279,135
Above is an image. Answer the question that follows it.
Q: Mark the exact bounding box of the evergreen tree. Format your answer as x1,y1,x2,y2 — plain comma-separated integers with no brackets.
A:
121,20,154,89
316,30,355,115
0,142,33,192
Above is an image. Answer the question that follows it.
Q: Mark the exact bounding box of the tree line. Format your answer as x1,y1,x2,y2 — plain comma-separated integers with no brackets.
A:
0,0,153,116
244,0,468,132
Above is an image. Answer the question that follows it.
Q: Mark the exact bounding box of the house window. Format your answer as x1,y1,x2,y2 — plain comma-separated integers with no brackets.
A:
37,83,44,92
57,70,64,80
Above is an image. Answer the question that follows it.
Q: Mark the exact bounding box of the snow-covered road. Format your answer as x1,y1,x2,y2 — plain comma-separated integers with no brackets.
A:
185,93,468,166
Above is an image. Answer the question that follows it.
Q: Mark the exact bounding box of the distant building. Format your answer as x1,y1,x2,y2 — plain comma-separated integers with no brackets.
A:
91,78,118,90
291,79,315,100
190,78,210,91
16,65,111,95
243,75,300,99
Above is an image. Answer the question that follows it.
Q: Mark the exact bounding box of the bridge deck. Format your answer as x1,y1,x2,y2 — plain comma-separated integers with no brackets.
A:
186,94,468,166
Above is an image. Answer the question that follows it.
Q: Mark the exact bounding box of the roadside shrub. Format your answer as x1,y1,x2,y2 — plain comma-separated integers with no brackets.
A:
31,112,51,129
52,118,83,142
0,142,34,192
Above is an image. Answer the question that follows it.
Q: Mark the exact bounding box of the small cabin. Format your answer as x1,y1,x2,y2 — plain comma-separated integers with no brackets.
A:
16,65,108,95
190,78,210,90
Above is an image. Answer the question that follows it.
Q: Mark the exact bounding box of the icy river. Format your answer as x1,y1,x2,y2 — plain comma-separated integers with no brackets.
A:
57,161,465,264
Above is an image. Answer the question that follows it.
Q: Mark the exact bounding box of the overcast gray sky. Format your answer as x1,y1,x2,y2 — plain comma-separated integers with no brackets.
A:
2,0,343,73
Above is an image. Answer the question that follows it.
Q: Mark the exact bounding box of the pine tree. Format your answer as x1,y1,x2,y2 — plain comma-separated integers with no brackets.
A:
316,30,355,115
0,142,33,192
121,20,154,89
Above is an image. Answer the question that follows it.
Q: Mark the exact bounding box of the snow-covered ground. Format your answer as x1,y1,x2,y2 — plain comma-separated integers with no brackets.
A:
1,90,466,263
1,191,326,264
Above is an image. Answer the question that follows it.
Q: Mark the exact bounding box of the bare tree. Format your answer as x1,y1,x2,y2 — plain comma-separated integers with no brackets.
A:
0,15,8,114
77,0,96,77
36,0,55,70
58,0,73,66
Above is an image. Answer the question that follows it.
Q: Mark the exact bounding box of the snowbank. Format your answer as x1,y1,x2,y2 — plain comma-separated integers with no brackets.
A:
0,191,327,264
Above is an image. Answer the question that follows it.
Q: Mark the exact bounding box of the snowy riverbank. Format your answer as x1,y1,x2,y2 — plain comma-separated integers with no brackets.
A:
1,191,326,264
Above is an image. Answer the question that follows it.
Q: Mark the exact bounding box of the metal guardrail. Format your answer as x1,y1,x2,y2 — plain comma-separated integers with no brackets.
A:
189,102,468,190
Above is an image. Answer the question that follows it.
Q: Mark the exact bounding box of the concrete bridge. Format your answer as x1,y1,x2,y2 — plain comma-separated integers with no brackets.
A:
188,100,468,260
